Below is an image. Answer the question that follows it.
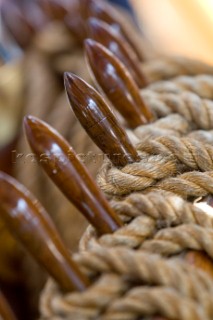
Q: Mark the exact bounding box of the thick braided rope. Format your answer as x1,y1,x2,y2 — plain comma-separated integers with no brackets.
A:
79,190,213,251
39,108,213,318
128,113,191,143
151,171,213,199
143,56,213,82
97,135,213,196
40,247,213,319
101,287,207,320
110,190,213,226
129,114,213,145
142,224,213,260
141,91,213,130
148,74,213,99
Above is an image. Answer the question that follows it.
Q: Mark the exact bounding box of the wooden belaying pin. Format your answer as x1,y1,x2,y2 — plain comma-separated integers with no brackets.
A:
79,0,143,61
38,0,68,20
0,291,17,320
88,18,147,88
38,0,87,42
84,39,154,127
24,116,122,234
64,72,140,167
2,0,46,48
0,172,90,292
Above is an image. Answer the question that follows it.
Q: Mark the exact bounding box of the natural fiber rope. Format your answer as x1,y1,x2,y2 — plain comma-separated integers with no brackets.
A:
40,247,213,319
110,190,213,226
141,91,213,130
97,134,213,196
142,224,213,259
148,74,213,99
150,171,213,199
142,56,213,82
79,190,213,251
39,185,213,318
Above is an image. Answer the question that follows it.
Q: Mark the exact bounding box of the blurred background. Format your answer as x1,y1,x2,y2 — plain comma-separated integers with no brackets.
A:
131,0,213,65
0,0,213,319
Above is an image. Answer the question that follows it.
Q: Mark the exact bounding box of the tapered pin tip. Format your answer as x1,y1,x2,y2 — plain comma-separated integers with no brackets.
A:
64,72,75,87
84,38,96,51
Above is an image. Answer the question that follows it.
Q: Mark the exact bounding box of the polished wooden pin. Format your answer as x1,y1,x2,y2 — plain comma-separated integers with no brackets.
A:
64,12,87,43
38,0,68,20
0,171,89,292
64,72,140,167
88,17,147,88
79,0,143,61
2,0,46,48
84,39,154,127
0,291,17,320
24,116,122,234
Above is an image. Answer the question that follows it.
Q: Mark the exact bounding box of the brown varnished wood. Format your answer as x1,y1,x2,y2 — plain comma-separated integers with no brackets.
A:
88,18,147,88
38,0,144,57
64,12,87,43
0,137,17,175
79,0,143,61
84,39,154,127
2,1,35,48
2,0,46,48
39,0,86,42
38,0,68,20
64,72,140,167
0,291,17,320
0,171,89,292
24,116,122,234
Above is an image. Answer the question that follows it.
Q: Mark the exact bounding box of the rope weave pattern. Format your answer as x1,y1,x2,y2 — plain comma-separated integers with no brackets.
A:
97,135,213,196
35,23,213,318
149,74,213,99
142,224,213,258
143,56,213,82
40,247,213,319
141,91,213,130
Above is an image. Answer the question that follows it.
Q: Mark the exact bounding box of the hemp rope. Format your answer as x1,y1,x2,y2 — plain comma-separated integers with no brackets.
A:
38,147,213,318
79,190,213,249
40,247,213,319
97,134,213,196
142,56,213,82
148,74,213,100
142,224,213,259
141,91,213,129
